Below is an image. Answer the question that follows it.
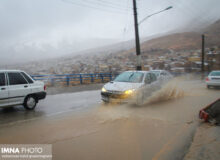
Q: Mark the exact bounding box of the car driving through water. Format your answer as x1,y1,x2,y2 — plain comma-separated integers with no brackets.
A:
101,71,162,105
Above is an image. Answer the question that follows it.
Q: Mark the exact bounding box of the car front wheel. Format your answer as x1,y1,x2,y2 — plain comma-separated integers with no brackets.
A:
24,95,37,110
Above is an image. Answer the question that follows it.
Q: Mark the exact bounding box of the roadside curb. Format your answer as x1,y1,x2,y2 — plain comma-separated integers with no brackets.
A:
184,123,220,160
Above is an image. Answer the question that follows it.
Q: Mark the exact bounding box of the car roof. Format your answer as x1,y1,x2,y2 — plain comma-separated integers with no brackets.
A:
0,70,23,73
124,70,150,74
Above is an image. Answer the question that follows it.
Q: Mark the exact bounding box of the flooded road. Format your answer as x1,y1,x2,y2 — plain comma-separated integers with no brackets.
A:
0,78,219,160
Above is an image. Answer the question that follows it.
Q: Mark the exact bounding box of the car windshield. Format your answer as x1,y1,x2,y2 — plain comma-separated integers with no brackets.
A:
151,71,160,77
114,72,144,83
210,71,220,76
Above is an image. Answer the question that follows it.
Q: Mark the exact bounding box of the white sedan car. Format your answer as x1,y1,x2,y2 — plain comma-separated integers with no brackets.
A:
101,71,161,105
206,70,220,88
0,70,46,110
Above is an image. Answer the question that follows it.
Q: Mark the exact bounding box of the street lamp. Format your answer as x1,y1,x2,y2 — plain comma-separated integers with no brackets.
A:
132,2,173,70
139,6,173,25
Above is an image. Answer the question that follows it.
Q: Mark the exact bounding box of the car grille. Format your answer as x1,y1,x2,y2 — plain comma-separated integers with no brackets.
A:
101,90,128,99
106,90,123,94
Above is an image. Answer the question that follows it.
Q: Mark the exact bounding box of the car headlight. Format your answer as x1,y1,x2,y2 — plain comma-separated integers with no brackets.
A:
124,89,134,95
101,87,107,92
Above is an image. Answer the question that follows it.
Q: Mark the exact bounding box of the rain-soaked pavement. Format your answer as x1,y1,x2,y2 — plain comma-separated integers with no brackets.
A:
0,78,219,160
0,90,100,126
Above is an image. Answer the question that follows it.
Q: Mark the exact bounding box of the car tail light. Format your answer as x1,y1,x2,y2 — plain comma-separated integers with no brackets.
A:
199,110,203,119
44,85,47,91
205,77,210,82
199,110,209,122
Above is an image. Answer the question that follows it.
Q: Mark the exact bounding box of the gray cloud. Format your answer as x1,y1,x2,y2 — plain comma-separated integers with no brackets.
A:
0,0,220,65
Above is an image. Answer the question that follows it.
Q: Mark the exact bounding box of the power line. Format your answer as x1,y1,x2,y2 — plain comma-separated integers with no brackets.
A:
61,0,126,14
96,0,133,9
83,0,131,11
61,0,129,14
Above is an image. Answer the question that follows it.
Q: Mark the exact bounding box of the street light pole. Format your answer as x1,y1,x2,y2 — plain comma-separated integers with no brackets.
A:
201,34,205,72
132,0,142,70
132,3,173,71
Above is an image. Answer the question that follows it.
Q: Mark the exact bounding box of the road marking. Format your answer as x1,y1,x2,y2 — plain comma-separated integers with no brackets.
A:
152,124,189,160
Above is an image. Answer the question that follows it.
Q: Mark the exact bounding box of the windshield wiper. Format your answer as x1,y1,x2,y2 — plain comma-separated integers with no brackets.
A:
128,73,134,80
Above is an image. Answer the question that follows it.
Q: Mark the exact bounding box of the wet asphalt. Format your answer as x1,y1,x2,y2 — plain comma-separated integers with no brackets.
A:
0,84,103,126
0,80,219,160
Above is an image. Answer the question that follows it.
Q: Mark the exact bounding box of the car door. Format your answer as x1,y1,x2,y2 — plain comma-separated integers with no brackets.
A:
7,72,31,105
160,71,166,80
143,73,160,98
142,73,154,99
159,71,168,83
150,73,161,91
0,72,9,107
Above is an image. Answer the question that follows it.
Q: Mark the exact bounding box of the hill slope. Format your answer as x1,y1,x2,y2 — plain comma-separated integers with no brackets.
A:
3,19,220,74
140,19,220,53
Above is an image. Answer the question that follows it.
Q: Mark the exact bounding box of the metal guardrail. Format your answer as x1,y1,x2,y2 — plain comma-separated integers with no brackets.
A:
31,73,117,86
31,71,207,86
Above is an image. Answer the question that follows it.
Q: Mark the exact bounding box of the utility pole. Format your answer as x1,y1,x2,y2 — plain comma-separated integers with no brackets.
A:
201,34,205,72
132,0,142,70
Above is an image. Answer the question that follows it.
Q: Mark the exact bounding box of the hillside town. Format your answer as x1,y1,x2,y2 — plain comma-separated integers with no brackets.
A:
3,19,220,76
5,45,219,76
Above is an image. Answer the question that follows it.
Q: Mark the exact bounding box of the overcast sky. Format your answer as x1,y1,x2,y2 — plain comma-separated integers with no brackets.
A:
0,0,220,65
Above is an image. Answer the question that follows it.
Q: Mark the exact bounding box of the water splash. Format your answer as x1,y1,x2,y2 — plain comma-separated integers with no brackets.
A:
145,79,185,104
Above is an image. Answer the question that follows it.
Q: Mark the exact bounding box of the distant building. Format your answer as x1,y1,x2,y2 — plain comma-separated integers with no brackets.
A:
170,67,185,73
188,56,201,62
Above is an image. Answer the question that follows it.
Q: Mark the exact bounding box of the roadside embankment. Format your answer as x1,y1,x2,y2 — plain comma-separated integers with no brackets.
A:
184,123,220,160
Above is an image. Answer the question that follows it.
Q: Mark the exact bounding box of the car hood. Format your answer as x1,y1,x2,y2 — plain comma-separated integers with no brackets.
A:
103,81,143,92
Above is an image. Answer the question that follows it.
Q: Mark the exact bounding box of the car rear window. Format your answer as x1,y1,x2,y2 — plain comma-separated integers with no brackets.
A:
21,72,34,83
8,72,28,85
0,73,5,86
210,71,220,76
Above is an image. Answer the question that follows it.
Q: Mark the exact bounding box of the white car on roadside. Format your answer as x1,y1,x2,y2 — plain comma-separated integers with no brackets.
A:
101,71,161,105
0,70,46,110
206,70,220,88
